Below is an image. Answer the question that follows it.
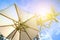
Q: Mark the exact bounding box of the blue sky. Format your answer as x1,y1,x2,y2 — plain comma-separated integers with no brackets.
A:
0,0,60,40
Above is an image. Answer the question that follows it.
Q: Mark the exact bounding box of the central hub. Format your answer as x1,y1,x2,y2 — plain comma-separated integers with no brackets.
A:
16,27,19,30
15,22,23,31
14,21,28,31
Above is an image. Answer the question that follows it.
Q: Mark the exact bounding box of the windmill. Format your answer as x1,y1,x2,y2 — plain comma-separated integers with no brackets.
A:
0,4,39,40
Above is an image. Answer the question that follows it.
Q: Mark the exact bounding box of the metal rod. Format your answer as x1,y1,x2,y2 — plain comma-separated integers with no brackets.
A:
0,13,17,22
22,24,39,32
14,4,21,21
11,30,17,40
19,30,21,40
0,25,13,27
6,29,17,39
22,26,32,40
13,21,18,28
22,15,36,24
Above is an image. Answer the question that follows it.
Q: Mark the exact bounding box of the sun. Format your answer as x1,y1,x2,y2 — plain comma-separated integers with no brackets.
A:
35,6,51,20
35,5,52,26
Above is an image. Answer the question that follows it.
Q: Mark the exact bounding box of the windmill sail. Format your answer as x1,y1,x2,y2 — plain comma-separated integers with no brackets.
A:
0,4,39,40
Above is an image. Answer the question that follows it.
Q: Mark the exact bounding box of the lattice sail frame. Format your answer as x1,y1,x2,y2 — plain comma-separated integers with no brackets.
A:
0,4,39,40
